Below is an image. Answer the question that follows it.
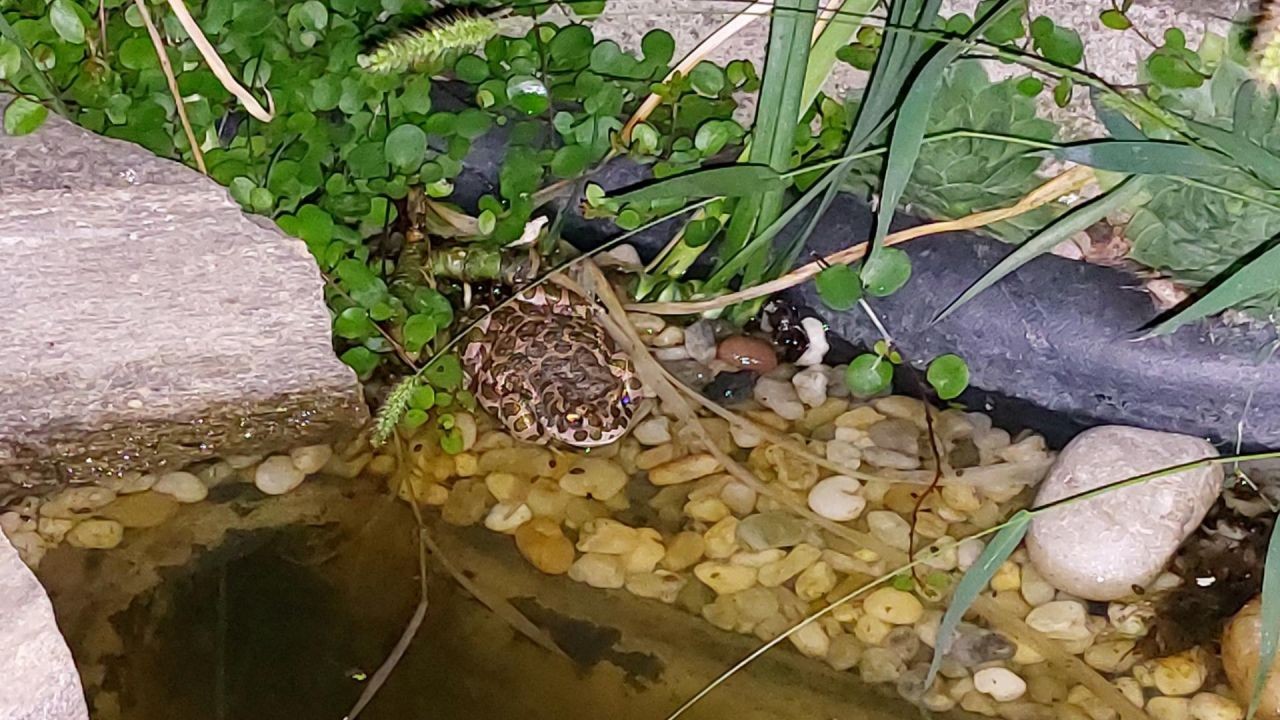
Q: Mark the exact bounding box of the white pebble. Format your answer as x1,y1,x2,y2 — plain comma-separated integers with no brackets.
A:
957,538,985,571
729,421,764,448
684,320,718,364
789,622,830,658
153,471,208,503
1025,600,1090,641
289,444,333,474
791,366,829,407
1189,693,1243,720
224,454,263,469
753,377,806,420
99,472,157,495
795,317,829,366
253,456,306,496
484,502,533,533
807,476,866,521
974,667,1027,702
867,510,911,551
633,417,672,446
66,519,124,550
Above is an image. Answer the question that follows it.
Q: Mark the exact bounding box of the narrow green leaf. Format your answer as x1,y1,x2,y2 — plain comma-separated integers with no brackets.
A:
609,165,786,205
1051,140,1235,178
933,176,1143,324
1147,241,1280,336
863,0,1021,288
1089,87,1145,140
1249,523,1280,719
1184,118,1280,188
927,510,1032,687
800,0,879,112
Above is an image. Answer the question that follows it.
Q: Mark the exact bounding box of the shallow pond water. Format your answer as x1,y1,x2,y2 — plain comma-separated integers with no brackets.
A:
36,476,926,720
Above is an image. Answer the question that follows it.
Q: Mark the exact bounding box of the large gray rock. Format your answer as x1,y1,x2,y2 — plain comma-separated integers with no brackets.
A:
0,534,87,720
1026,425,1222,601
0,97,367,493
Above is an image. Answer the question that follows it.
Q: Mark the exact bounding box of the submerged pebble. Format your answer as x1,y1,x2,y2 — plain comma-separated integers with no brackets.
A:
717,335,778,373
254,456,306,496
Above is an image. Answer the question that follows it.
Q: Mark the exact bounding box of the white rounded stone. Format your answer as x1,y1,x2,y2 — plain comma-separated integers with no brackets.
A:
807,475,866,521
152,471,208,503
633,417,672,446
65,519,124,550
974,667,1027,702
253,456,306,496
791,366,829,407
289,444,333,474
1026,426,1222,601
484,502,533,533
753,377,806,420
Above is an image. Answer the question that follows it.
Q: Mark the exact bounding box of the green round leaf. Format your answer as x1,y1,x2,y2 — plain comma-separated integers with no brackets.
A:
3,98,48,136
403,313,439,352
118,37,157,70
1099,9,1131,30
0,39,19,81
1029,16,1084,66
439,426,465,454
425,353,464,390
1016,76,1044,97
50,0,86,44
402,408,429,430
340,346,380,379
1052,76,1073,107
409,385,436,410
845,354,893,398
926,354,970,400
334,307,376,339
549,24,593,65
689,61,725,96
507,76,549,115
640,29,675,66
385,124,427,172
551,143,591,178
860,248,912,296
815,264,864,311
454,54,489,83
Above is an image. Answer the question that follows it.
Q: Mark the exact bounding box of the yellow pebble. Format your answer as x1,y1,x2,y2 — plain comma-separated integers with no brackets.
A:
862,587,924,625
1153,650,1208,697
990,560,1021,592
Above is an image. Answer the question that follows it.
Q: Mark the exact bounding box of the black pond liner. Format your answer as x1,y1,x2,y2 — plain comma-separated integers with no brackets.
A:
435,85,1280,449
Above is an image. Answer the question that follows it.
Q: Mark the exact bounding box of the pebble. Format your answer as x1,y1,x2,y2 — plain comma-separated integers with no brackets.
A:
859,647,906,683
737,511,811,550
717,335,779,373
720,481,757,516
1148,697,1192,720
484,472,530,503
153,471,208,503
974,667,1027,702
289,444,333,474
991,561,1021,592
867,419,920,456
1025,600,1090,641
560,457,628,499
794,317,829,367
826,633,863,671
1188,693,1243,720
866,510,911,551
40,486,117,519
65,519,124,550
863,587,924,625
98,472,156,495
441,479,492,526
478,447,556,478
253,456,306,496
789,622,830,658
882,626,922,663
569,553,627,589
684,320,718,364
1026,426,1223,601
576,518,641,554
791,366,829,407
37,517,74,544
703,517,739,558
661,531,706,571
753,377,805,420
795,560,837,601
526,478,571,519
685,497,731,523
729,421,765,449
758,543,822,587
1152,650,1208,697
629,312,665,337
652,326,685,348
649,453,722,486
1084,639,1138,674
694,562,759,595
224,454,263,469
862,446,921,470
807,475,866,521
1019,564,1057,607
484,502,532,533
668,360,717,390
633,417,672,445
956,538,985,571
515,517,575,575
97,493,180,529
625,530,666,574
196,461,236,488
626,570,686,603
854,613,892,645
948,626,1016,666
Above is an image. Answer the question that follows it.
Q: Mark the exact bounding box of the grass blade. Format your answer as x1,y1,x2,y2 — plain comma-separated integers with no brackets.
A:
1051,140,1235,178
932,175,1143,324
1089,87,1145,141
1249,523,1280,718
1184,117,1280,188
800,0,878,112
863,0,1021,284
926,510,1031,687
609,165,786,204
1147,240,1280,336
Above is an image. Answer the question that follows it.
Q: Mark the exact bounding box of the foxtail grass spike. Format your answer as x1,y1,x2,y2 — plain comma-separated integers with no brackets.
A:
1250,1,1280,87
373,375,418,445
360,11,500,75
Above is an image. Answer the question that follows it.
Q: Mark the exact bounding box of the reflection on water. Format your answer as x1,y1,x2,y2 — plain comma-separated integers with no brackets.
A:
38,479,924,720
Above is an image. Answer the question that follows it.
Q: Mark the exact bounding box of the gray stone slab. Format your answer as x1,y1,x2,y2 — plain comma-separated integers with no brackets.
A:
0,534,87,720
0,96,367,493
